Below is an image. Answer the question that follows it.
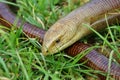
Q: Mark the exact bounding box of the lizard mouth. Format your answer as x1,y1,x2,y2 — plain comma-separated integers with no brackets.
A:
42,31,79,55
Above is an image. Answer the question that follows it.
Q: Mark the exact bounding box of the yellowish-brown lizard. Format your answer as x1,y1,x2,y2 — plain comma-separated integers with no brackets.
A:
42,0,120,55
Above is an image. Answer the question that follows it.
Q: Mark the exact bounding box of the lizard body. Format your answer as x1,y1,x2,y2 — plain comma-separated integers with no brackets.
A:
42,0,120,55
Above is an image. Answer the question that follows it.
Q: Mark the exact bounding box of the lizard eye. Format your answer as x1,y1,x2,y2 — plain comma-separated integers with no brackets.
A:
55,39,60,43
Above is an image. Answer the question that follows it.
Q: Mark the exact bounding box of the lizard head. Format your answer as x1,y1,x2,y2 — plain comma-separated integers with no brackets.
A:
42,20,88,55
42,21,80,55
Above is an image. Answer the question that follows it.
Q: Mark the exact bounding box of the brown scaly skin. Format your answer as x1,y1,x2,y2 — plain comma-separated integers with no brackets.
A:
65,42,120,80
0,2,46,43
42,0,120,55
0,2,120,80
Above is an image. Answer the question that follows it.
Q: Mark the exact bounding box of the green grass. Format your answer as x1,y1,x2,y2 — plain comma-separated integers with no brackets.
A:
0,0,120,80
